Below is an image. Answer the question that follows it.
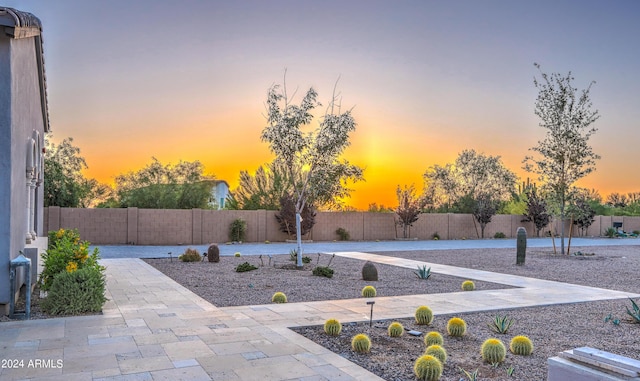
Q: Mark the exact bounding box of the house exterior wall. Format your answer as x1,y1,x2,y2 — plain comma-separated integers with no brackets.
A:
0,33,47,308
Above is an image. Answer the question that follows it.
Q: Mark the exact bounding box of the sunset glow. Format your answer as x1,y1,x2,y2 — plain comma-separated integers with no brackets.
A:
5,0,640,209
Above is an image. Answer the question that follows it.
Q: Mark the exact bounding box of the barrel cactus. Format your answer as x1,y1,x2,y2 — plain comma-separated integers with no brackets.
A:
415,305,434,325
271,292,287,303
510,335,533,355
424,344,447,365
388,322,404,337
461,280,475,291
481,338,506,364
351,333,371,353
323,319,342,336
413,354,443,381
424,331,444,346
447,317,467,337
207,243,220,262
362,261,379,281
361,285,377,298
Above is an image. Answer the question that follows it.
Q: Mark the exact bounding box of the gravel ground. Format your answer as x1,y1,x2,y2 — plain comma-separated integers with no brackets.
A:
145,245,640,381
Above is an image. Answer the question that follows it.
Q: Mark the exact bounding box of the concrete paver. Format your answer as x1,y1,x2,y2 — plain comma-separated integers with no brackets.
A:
1,244,638,380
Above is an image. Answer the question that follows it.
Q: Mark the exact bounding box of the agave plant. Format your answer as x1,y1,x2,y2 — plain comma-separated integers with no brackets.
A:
488,314,514,334
459,367,479,381
626,298,640,323
415,265,432,280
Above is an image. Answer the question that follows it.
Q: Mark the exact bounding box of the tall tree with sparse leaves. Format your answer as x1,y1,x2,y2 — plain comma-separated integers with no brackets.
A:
261,75,363,267
524,63,600,255
395,184,424,239
522,187,551,237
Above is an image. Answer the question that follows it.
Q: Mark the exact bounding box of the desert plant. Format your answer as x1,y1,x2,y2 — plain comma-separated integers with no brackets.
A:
324,319,342,336
626,298,640,323
336,227,350,241
361,285,377,298
312,266,334,278
234,252,241,257
481,338,507,364
424,331,444,346
604,227,617,238
271,291,287,303
207,244,220,262
494,232,506,239
41,267,106,315
461,280,475,291
516,226,527,265
351,333,371,353
633,230,640,235
388,322,404,337
413,354,443,381
361,261,379,281
235,262,258,272
424,344,447,365
432,232,440,240
447,317,467,337
459,367,479,381
415,265,432,280
415,306,434,325
488,314,514,334
289,249,311,264
229,218,246,242
179,248,201,262
510,335,534,355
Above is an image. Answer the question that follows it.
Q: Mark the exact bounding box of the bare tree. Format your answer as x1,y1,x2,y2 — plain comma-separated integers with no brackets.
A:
524,63,600,255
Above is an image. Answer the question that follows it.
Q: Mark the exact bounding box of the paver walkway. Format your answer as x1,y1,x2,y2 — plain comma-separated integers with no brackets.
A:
1,252,637,381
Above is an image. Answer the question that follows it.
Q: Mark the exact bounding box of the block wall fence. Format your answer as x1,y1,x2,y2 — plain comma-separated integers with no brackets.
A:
43,207,640,245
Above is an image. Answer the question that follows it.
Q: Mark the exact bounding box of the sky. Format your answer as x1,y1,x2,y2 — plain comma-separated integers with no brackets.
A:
5,0,640,209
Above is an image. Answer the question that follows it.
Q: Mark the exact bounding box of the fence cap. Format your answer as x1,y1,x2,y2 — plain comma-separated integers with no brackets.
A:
10,254,31,266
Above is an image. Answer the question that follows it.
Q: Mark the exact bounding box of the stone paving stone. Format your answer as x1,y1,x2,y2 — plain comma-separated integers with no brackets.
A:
234,359,317,381
94,371,153,381
206,370,243,380
62,353,118,373
161,339,215,361
173,358,200,368
196,353,249,372
208,340,259,355
150,365,211,381
117,355,174,374
310,364,359,381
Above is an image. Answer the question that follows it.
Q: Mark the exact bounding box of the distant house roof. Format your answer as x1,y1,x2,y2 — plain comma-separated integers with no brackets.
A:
0,6,50,132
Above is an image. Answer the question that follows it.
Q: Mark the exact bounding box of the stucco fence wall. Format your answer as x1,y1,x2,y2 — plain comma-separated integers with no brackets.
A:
43,207,640,245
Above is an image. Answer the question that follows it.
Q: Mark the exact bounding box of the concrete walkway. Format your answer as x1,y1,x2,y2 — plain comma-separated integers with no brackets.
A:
0,251,638,381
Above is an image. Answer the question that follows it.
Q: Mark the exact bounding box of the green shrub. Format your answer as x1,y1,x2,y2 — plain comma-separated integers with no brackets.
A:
351,333,371,353
271,291,287,303
510,335,534,355
494,232,506,239
424,331,444,346
361,285,376,298
179,248,201,262
336,227,350,241
235,262,258,272
413,355,442,381
312,266,334,278
415,306,434,325
447,317,467,337
388,322,404,337
229,218,246,242
432,232,440,240
40,229,102,292
481,338,506,364
324,319,342,336
41,267,106,315
604,227,617,238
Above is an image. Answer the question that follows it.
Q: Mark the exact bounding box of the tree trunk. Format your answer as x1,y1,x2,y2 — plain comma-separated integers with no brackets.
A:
566,216,573,255
559,202,565,256
295,212,303,268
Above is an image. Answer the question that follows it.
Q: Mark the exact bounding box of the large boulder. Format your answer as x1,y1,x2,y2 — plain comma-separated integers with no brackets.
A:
207,244,220,263
362,261,378,281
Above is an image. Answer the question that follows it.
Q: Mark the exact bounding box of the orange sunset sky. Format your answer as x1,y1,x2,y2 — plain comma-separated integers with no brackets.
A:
6,1,640,210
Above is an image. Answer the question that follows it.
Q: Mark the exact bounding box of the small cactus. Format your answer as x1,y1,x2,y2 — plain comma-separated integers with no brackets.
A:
415,306,434,325
362,261,379,281
516,226,527,265
424,331,444,346
461,280,475,291
510,335,533,355
481,338,506,364
351,333,371,353
447,317,467,337
234,252,241,257
323,319,342,336
388,322,404,337
361,285,377,298
271,292,287,303
413,354,443,381
424,344,447,364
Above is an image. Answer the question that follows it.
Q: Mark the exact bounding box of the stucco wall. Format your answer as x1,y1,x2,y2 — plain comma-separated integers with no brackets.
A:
43,207,639,245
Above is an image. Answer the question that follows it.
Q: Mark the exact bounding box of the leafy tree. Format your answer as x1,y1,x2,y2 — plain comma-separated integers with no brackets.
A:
395,184,424,238
44,137,97,207
275,194,316,238
606,193,628,208
423,149,517,212
260,76,363,267
472,196,499,238
568,196,596,236
368,203,393,213
227,161,292,210
523,63,600,255
115,158,212,209
522,187,551,237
